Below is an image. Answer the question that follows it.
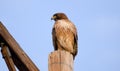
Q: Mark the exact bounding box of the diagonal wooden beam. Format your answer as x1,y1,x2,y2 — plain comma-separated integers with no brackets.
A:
0,22,39,71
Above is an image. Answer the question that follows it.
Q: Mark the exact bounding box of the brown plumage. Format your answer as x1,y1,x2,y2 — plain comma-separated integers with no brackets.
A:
51,13,78,60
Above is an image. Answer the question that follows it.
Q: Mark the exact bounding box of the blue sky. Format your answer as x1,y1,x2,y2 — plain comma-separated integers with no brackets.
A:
0,0,120,71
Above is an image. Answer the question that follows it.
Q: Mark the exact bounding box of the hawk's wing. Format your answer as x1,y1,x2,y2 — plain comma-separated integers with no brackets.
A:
52,27,57,50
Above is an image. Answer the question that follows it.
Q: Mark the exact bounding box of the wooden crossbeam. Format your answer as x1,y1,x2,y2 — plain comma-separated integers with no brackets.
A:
0,22,39,71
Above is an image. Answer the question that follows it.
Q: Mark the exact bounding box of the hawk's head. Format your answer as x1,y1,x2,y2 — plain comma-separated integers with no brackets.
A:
51,13,68,21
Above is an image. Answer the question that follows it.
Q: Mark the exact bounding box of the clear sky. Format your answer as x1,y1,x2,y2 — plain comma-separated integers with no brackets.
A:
0,0,120,71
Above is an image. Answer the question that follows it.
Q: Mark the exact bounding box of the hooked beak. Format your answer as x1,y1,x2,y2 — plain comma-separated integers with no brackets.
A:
51,17,54,20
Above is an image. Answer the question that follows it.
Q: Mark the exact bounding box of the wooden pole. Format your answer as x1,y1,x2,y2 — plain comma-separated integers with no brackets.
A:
1,43,16,71
48,50,73,71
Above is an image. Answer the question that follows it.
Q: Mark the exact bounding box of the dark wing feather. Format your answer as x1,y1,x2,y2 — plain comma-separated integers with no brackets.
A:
73,32,78,59
52,27,57,50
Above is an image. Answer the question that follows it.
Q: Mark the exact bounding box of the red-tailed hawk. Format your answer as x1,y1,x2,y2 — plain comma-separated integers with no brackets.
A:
51,13,78,60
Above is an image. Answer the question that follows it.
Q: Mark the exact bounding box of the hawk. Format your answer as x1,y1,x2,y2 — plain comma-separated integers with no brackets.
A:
51,13,78,60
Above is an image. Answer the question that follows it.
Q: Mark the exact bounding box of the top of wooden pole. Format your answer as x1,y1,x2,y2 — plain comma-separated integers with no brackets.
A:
48,50,73,71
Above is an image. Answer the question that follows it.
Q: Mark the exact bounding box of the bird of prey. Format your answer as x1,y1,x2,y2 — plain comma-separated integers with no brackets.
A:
51,13,78,60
